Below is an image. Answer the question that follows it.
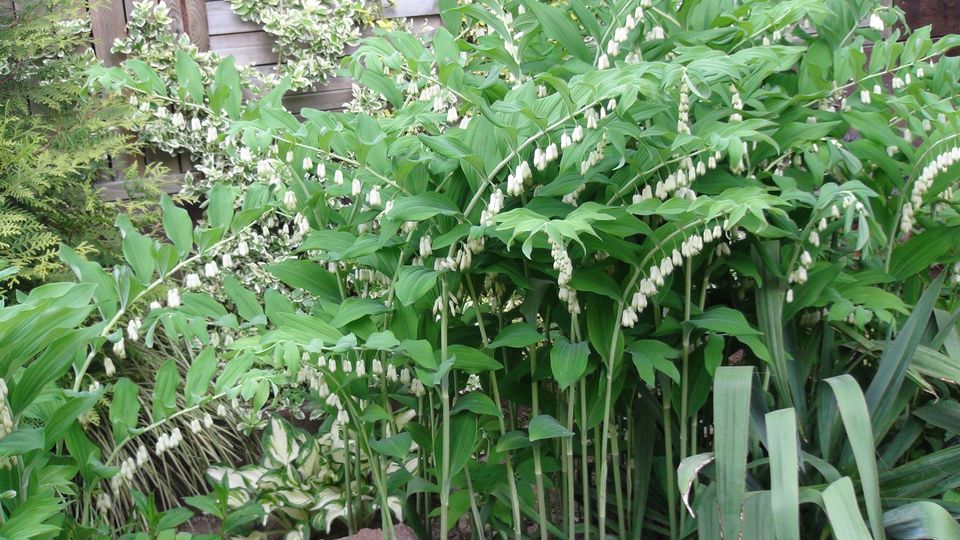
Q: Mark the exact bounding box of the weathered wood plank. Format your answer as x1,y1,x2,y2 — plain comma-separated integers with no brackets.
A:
283,88,355,113
181,0,210,50
209,31,277,65
90,0,127,65
144,149,183,175
205,0,258,35
897,0,960,37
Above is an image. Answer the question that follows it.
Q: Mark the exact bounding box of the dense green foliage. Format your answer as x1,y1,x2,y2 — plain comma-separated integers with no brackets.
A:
0,0,153,289
5,0,960,538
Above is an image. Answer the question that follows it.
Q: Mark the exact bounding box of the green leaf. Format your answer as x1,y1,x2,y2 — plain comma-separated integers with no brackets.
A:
117,215,156,284
528,414,573,441
689,307,763,336
866,275,942,439
365,331,401,350
110,378,141,442
266,260,340,302
161,195,194,258
125,59,166,94
496,430,531,453
330,297,389,327
270,312,343,346
550,335,589,390
913,400,960,435
10,329,91,414
207,184,235,232
569,270,622,300
157,508,194,531
361,403,393,423
628,339,680,386
766,408,799,540
821,477,873,540
0,428,43,456
884,501,960,539
185,348,218,407
217,353,254,392
395,266,438,306
704,334,725,377
211,56,242,118
825,375,884,540
401,339,437,370
447,414,477,477
153,359,181,420
387,193,461,221
487,323,544,349
889,227,960,280
525,0,592,62
448,344,503,373
0,492,61,539
222,276,264,323
45,393,100,451
714,366,753,540
678,452,715,516
175,50,204,103
369,432,413,460
452,392,502,417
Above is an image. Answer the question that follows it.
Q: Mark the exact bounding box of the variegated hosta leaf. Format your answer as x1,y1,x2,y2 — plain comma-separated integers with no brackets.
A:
266,417,301,466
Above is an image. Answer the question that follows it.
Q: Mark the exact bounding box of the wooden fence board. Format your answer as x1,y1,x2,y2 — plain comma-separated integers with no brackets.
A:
181,0,210,50
898,0,960,37
209,31,277,66
205,0,258,35
284,88,355,112
90,0,127,65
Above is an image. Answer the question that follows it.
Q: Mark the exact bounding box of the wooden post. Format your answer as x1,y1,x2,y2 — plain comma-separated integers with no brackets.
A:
181,0,209,51
90,0,127,65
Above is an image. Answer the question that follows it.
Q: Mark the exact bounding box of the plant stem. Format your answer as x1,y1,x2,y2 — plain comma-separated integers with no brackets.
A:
580,376,591,540
343,423,355,534
610,423,626,537
662,381,678,540
439,278,452,540
465,276,522,540
566,385,577,540
598,307,623,540
679,258,693,532
531,344,549,540
464,465,484,539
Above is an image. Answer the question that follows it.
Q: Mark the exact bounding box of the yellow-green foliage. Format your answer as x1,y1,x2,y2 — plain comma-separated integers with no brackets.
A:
0,0,149,289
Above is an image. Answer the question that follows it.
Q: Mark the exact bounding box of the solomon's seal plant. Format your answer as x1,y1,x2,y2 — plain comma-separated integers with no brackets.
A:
15,0,960,538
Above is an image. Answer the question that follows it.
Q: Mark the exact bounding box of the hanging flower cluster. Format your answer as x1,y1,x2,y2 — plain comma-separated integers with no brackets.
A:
623,223,725,327
0,380,12,439
901,146,960,234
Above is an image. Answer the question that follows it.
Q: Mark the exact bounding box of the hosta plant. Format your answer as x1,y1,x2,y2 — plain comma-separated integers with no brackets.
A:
69,0,960,537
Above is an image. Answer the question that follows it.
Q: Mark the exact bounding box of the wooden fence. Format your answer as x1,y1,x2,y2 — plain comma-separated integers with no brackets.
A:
87,0,440,198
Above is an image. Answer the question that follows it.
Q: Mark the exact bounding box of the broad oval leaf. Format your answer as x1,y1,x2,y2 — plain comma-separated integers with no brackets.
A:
528,414,573,441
